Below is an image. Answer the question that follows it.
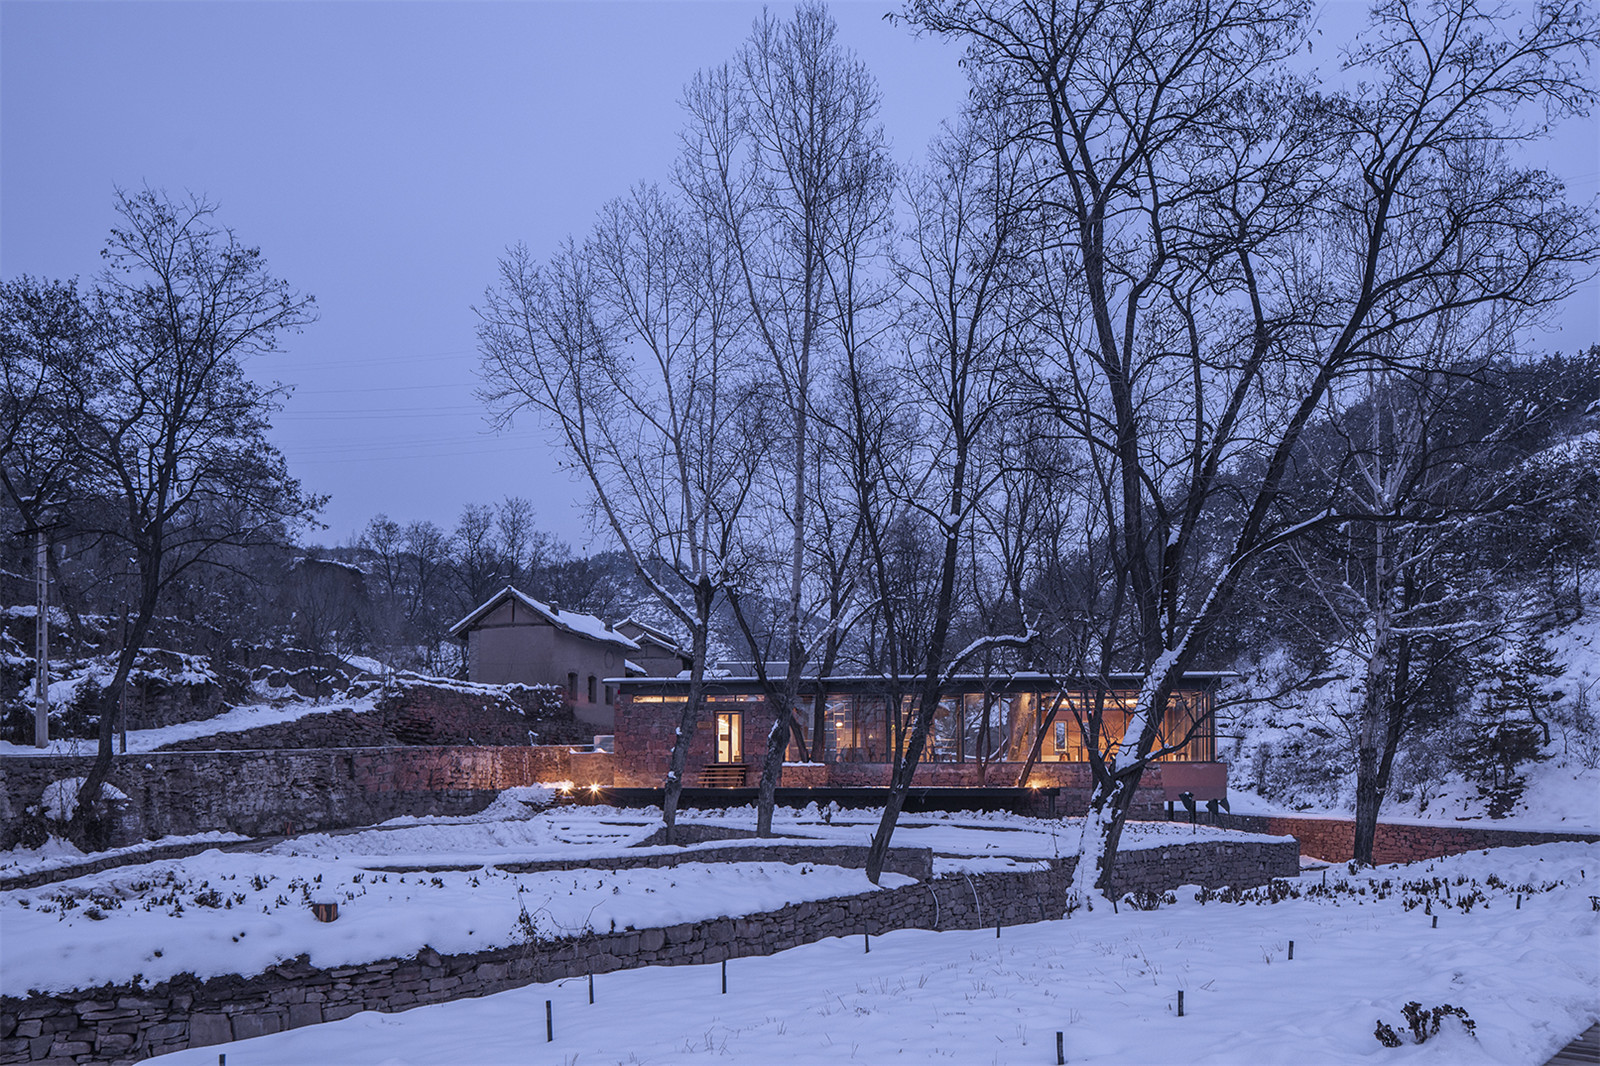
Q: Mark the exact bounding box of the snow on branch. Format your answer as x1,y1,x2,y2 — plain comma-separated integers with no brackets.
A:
941,630,1036,683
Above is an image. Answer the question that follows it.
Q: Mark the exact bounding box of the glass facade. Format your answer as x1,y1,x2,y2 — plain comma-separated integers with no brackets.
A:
624,682,1215,765
1008,689,1216,764
824,694,890,762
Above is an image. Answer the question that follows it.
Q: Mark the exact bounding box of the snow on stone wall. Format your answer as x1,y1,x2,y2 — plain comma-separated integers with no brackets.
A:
0,837,1297,1064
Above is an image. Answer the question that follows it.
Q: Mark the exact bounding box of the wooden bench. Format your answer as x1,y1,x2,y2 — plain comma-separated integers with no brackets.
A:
697,764,748,788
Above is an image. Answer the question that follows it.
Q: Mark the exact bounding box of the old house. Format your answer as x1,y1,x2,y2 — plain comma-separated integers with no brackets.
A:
449,587,641,731
614,618,692,677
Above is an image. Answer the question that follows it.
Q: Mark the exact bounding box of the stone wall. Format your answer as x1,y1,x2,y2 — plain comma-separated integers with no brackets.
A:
491,843,935,882
632,823,781,847
154,681,584,752
0,840,252,893
1216,813,1600,864
121,661,225,732
0,746,590,851
0,837,1298,1064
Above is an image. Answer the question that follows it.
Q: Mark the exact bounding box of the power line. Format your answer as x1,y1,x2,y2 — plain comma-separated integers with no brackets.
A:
292,442,551,465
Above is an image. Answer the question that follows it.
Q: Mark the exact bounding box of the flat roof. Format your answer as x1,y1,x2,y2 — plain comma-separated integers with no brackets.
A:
608,671,1236,686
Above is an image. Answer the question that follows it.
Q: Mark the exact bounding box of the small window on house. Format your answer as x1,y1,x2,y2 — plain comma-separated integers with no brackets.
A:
567,672,578,701
605,684,614,706
588,675,598,704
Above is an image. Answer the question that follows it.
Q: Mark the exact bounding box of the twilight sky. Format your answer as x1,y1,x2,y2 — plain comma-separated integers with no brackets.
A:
3,1,1595,552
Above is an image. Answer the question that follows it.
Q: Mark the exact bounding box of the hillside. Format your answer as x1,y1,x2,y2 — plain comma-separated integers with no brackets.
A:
1222,588,1600,831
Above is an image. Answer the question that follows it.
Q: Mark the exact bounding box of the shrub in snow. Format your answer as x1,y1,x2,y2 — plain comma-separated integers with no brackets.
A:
1374,1002,1476,1047
39,664,112,739
1388,730,1455,813
1252,731,1347,807
39,778,129,823
1570,681,1599,770
1120,888,1176,911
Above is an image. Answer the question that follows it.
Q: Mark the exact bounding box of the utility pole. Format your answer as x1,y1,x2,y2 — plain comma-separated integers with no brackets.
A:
34,529,49,748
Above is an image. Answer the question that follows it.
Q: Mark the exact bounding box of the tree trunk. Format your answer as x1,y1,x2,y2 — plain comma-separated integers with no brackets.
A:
865,680,934,882
67,586,156,847
1352,622,1392,865
756,709,792,836
1065,680,1175,909
1067,761,1146,905
33,530,49,748
813,685,827,767
661,581,714,845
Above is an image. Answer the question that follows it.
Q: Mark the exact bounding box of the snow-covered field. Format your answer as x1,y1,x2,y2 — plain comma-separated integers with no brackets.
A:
143,841,1596,1066
0,803,1278,997
3,801,1597,1064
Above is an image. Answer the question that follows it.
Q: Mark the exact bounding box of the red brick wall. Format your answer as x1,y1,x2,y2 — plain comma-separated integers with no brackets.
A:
613,693,721,787
1219,813,1600,864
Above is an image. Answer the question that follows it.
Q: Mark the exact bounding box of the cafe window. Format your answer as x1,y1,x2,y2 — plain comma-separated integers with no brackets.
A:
825,694,889,762
715,711,743,763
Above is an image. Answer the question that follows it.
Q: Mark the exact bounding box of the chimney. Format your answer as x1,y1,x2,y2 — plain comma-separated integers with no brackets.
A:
550,601,560,616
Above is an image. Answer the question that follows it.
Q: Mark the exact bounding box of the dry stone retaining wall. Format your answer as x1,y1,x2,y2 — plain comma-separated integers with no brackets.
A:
0,747,566,851
491,843,935,881
0,837,1297,1064
153,682,581,752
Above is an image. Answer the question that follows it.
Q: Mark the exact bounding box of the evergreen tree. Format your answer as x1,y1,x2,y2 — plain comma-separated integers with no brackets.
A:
1456,636,1560,817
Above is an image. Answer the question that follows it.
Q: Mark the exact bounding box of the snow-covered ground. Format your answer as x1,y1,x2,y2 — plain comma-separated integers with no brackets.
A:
0,830,248,881
1227,762,1600,834
144,840,1596,1066
3,800,1596,1064
0,804,1283,997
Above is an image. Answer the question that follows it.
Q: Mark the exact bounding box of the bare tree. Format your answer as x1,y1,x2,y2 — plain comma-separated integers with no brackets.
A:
495,495,538,589
679,1,896,836
69,188,319,841
909,0,1597,905
0,278,101,532
479,181,759,842
0,278,105,745
452,502,507,613
1293,363,1506,862
860,114,1038,881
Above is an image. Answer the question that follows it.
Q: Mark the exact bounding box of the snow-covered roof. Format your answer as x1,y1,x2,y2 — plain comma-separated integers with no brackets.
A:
617,617,686,654
448,587,640,651
632,632,685,655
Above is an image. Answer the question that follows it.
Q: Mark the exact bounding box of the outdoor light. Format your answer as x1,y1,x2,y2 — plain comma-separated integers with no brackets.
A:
589,784,602,794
